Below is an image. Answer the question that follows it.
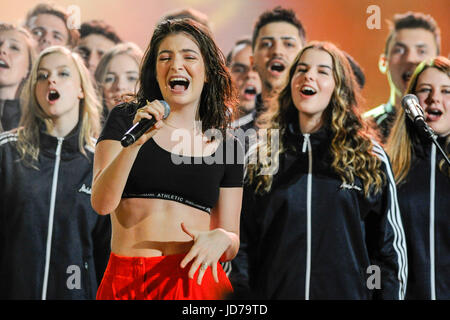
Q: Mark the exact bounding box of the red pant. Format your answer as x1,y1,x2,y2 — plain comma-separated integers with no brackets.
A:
96,253,233,300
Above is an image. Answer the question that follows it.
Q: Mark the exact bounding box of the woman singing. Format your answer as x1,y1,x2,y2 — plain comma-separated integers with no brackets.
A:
0,23,37,132
232,41,407,299
387,56,449,299
0,46,110,299
92,19,243,300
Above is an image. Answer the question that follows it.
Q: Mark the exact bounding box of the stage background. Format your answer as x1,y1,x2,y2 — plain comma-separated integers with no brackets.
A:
2,0,448,111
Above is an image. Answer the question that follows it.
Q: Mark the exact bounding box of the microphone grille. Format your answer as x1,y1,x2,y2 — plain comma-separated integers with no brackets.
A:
401,94,419,109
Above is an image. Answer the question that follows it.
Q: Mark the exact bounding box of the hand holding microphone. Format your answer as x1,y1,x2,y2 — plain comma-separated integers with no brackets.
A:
121,100,170,147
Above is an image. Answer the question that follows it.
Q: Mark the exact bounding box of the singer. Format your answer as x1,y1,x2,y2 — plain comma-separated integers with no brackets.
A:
232,42,407,299
91,19,243,300
0,46,111,299
387,56,450,299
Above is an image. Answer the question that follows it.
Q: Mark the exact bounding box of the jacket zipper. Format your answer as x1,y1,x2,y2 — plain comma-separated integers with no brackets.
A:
302,134,312,300
41,137,64,300
429,143,436,300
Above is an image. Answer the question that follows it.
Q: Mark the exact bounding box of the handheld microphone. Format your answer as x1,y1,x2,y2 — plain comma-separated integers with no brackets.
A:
121,100,170,147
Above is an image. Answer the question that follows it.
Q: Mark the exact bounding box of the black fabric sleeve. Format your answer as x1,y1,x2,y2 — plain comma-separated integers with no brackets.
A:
92,214,111,287
220,135,245,188
97,103,136,144
365,154,408,300
230,186,258,298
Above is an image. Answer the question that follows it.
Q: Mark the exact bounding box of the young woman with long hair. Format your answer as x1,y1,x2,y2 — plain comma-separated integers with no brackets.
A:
0,23,37,132
92,19,243,300
387,56,449,299
0,46,110,299
232,41,407,300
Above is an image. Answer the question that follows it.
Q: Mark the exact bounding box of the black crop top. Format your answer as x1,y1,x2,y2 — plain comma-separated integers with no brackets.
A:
97,103,244,213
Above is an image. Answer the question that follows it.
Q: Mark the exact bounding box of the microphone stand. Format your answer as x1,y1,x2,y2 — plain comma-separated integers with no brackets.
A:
418,121,450,166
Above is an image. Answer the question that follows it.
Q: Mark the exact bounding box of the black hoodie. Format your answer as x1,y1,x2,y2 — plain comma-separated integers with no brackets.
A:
0,125,111,300
0,99,21,132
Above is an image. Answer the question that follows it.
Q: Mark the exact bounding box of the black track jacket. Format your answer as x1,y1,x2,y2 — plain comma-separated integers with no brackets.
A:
231,124,408,300
0,127,111,299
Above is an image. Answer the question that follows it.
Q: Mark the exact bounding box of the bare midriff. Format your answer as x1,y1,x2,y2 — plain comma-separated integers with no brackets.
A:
110,197,210,257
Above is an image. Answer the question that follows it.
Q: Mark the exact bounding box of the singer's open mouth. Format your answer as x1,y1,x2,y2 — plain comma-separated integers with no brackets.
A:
426,108,443,121
300,85,317,96
402,71,413,83
47,89,60,102
268,61,286,74
0,59,9,69
169,77,190,92
242,85,257,101
428,109,442,116
244,86,257,95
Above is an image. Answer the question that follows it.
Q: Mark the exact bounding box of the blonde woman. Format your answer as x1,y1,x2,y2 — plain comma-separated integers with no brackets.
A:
232,42,407,300
387,56,449,300
0,23,37,132
94,42,143,120
0,46,110,299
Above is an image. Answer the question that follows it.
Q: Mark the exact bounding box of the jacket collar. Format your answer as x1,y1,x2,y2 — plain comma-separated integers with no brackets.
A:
39,121,82,159
413,131,448,159
286,117,333,150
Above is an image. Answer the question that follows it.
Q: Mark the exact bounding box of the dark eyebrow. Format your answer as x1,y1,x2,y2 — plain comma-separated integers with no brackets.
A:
158,48,199,55
52,30,64,38
181,49,199,55
281,36,297,41
231,62,248,68
393,42,428,49
297,62,332,70
77,46,90,52
38,65,70,71
6,38,21,43
259,36,274,42
418,82,450,88
260,36,297,41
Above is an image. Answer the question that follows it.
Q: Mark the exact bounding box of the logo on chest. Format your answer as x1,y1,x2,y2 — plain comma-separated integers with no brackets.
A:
78,184,92,195
339,182,362,192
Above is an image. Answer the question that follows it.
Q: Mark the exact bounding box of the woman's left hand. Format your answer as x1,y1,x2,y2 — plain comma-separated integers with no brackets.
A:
180,222,232,285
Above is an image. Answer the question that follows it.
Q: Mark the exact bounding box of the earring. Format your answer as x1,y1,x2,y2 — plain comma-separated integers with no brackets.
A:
378,55,387,74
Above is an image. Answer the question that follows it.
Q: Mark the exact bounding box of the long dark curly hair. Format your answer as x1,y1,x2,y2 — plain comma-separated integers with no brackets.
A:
247,41,385,197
